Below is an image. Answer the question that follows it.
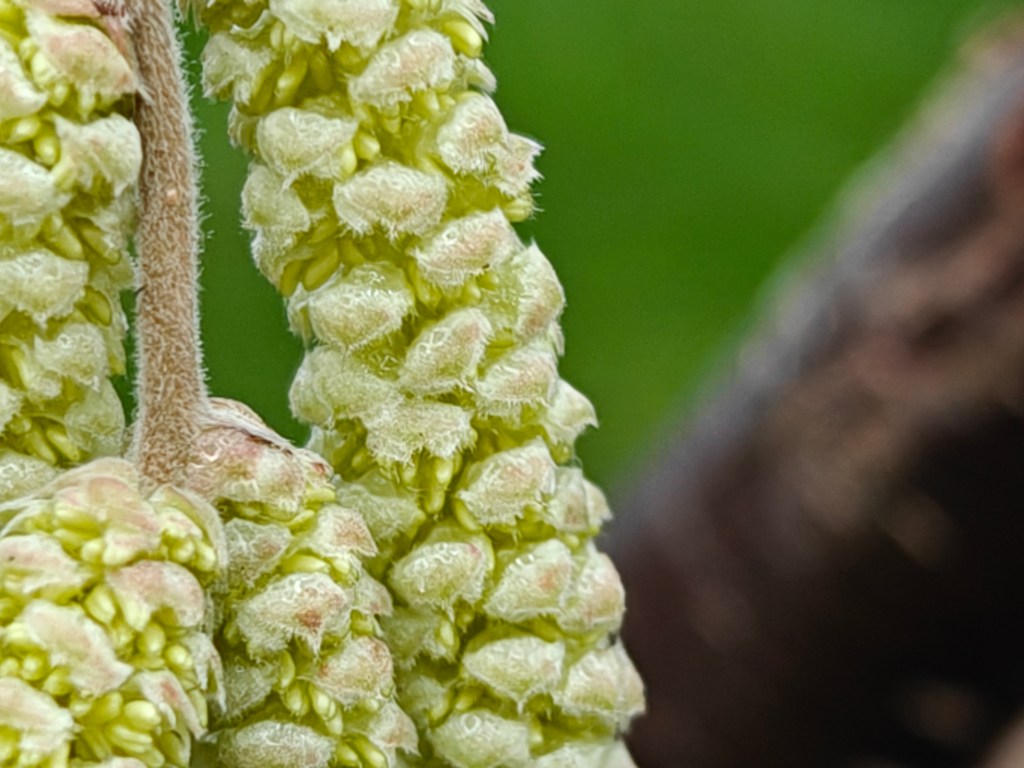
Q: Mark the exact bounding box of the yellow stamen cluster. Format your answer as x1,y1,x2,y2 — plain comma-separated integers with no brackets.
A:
185,400,416,768
196,0,644,764
0,458,226,768
0,0,138,499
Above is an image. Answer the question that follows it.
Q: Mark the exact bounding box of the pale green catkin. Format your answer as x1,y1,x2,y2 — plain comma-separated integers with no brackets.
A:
198,1,644,765
0,458,226,768
185,399,415,768
0,0,139,499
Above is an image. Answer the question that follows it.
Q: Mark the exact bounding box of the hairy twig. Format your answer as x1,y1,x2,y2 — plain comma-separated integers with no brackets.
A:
131,0,206,485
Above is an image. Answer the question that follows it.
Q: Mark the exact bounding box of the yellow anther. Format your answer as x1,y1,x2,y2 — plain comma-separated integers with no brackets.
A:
350,446,372,474
310,686,333,718
335,742,360,766
434,457,455,486
138,747,166,768
164,644,192,672
105,722,153,754
194,541,217,572
336,43,361,68
307,216,336,245
453,687,480,712
50,81,70,109
353,737,386,768
169,538,195,565
41,667,71,697
78,221,119,263
309,50,333,91
279,257,305,297
118,593,149,631
340,143,358,176
138,623,166,657
325,713,344,736
426,690,453,724
0,658,17,677
283,683,307,716
331,555,356,583
45,424,80,462
85,585,117,624
282,553,330,574
306,483,336,503
0,597,18,622
453,500,482,532
442,19,484,57
301,244,341,292
399,461,417,487
188,689,208,728
425,484,445,515
109,620,135,651
339,238,365,266
79,537,104,564
53,499,97,529
274,55,308,106
123,700,161,731
50,156,77,192
33,131,59,167
83,286,113,326
158,732,188,766
413,89,441,118
79,727,113,761
504,196,534,223
461,278,483,304
350,612,375,636
353,131,380,161
409,266,441,305
8,115,40,143
249,63,280,114
277,650,296,688
43,215,85,260
19,651,46,681
437,618,457,652
23,425,57,465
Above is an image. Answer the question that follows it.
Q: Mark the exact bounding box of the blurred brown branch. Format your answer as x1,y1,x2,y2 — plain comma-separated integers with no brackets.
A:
611,16,1024,768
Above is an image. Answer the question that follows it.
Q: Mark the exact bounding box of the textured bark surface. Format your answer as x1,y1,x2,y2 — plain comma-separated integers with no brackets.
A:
611,20,1024,768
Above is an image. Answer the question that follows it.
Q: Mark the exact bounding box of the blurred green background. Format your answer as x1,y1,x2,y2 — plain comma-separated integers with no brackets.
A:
180,0,1020,494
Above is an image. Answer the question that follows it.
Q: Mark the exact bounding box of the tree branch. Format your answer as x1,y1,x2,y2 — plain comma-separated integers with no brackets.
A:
611,18,1024,768
130,0,206,485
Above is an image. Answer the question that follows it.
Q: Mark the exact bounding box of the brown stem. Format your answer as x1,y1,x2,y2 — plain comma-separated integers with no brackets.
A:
130,0,206,485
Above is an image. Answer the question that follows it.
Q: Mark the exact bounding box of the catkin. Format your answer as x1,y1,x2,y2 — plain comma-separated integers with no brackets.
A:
198,1,644,765
0,0,138,499
184,399,415,768
0,458,226,768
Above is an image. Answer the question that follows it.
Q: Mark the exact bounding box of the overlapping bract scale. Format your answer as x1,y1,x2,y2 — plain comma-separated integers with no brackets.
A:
196,0,644,763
